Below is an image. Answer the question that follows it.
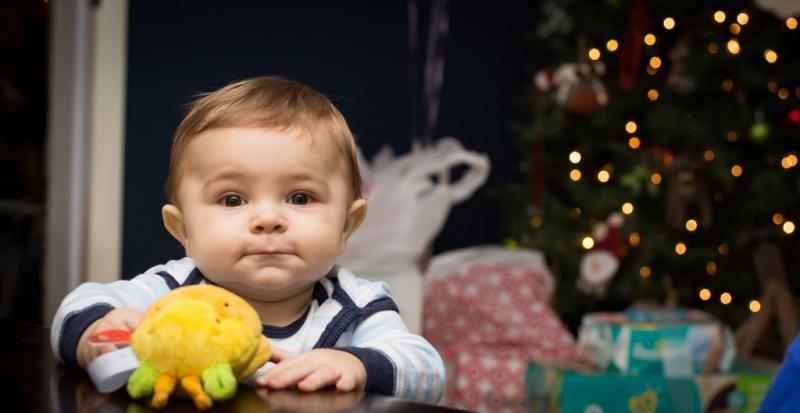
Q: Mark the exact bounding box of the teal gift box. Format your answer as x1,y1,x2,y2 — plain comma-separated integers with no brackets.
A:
578,310,737,376
525,360,774,413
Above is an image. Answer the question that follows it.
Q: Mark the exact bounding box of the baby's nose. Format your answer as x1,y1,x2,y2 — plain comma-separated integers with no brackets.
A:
249,204,287,233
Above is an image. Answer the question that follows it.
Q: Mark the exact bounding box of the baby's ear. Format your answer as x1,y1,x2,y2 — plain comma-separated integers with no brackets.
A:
343,198,367,239
162,204,189,252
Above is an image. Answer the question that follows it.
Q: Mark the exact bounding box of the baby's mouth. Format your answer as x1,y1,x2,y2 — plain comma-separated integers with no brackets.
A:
243,250,294,258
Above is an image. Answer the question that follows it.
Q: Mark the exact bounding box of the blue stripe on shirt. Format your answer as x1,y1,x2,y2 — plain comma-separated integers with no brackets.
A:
59,303,115,369
154,271,179,290
313,296,399,348
181,268,205,286
263,306,311,338
337,346,396,396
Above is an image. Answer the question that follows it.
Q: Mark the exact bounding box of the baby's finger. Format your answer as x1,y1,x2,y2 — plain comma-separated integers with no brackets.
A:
90,343,118,362
269,347,297,363
122,314,141,331
258,359,317,388
107,308,141,330
335,374,358,392
297,366,339,392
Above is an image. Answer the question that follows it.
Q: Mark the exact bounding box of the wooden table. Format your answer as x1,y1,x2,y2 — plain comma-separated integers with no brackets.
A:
1,319,463,412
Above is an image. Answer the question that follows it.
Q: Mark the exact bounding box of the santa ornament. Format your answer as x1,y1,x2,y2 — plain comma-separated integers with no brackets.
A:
577,212,625,297
535,62,608,114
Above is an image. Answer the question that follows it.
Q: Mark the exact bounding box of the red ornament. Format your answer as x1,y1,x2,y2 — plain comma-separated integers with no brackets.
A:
788,109,800,123
619,2,654,91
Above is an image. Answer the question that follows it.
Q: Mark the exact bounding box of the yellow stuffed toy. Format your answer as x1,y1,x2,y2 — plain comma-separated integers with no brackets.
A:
126,285,270,410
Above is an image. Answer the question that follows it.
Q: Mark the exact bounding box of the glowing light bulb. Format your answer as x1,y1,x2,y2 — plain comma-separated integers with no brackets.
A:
706,262,717,275
625,121,638,134
749,300,761,313
699,288,711,301
582,236,595,249
720,292,732,305
628,137,641,149
588,48,601,61
639,266,651,278
650,173,662,184
703,150,715,161
597,170,610,183
569,151,582,164
722,79,734,91
629,232,640,247
663,17,675,30
781,155,798,169
622,202,634,215
649,56,662,69
606,39,619,52
764,49,778,63
685,219,698,232
727,39,740,54
773,213,785,225
731,165,743,177
737,12,749,25
729,23,741,35
767,82,778,93
714,11,726,24
675,242,687,255
784,221,796,234
647,89,659,101
569,169,582,181
787,17,798,30
719,244,730,255
644,33,656,46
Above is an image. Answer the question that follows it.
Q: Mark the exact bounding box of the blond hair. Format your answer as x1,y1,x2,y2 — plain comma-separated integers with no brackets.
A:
166,76,363,205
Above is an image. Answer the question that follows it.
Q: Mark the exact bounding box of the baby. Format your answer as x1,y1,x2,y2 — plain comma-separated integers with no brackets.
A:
51,76,445,403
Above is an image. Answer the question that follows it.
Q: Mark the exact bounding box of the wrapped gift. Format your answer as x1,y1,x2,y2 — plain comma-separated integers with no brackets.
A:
526,360,774,413
578,309,737,376
423,246,578,412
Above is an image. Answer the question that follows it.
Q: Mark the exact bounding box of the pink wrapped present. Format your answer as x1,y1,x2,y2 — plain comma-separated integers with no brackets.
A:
424,246,577,411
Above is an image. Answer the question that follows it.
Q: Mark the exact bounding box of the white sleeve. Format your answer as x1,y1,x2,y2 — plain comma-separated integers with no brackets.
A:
49,270,174,366
346,309,446,404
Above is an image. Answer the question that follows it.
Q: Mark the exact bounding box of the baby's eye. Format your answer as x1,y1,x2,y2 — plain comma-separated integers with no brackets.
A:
222,194,244,207
289,193,311,205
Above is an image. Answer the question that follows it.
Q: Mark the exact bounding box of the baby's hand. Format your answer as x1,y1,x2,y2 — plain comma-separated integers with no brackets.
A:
76,308,142,369
256,348,367,393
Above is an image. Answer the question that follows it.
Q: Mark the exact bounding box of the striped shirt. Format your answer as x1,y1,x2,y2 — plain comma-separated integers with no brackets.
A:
50,257,445,404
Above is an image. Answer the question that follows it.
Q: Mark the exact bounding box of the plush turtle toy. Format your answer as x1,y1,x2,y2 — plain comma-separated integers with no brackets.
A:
126,284,270,410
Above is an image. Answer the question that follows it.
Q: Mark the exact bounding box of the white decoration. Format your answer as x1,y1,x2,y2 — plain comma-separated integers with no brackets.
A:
577,249,620,297
754,0,800,18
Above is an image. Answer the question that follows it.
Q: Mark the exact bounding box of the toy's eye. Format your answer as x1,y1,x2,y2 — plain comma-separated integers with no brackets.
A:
224,302,229,307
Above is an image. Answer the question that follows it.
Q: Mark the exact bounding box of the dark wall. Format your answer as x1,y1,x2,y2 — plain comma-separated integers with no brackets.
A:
123,0,538,277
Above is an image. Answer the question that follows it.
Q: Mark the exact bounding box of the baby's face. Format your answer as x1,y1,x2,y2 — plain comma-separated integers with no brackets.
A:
172,127,357,302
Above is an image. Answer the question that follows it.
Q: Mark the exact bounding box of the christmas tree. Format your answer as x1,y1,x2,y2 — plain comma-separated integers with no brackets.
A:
503,0,800,347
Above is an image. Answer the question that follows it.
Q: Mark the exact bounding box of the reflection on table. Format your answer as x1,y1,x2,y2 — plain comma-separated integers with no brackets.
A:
3,318,465,412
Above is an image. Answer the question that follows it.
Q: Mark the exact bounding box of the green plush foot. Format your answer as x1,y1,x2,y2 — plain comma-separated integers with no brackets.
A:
201,363,237,401
125,403,152,413
127,362,159,399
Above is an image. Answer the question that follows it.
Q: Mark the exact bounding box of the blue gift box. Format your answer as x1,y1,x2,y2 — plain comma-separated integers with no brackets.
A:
577,310,737,376
525,360,774,413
